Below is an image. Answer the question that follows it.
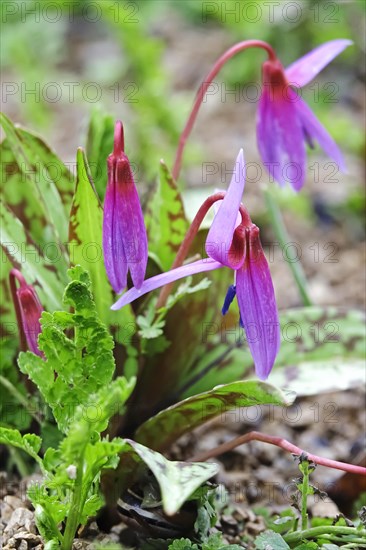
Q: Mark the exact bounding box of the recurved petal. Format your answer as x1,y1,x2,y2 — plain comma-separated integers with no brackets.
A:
205,149,245,268
296,97,346,171
257,86,306,190
285,39,352,88
114,157,148,289
102,177,128,294
111,258,223,310
236,226,280,380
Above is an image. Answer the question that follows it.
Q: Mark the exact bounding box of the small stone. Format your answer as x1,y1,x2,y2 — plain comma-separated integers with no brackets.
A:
13,531,42,543
1,495,27,522
3,508,36,543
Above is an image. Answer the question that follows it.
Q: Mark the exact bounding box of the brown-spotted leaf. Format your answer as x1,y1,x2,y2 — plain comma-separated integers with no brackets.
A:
134,381,295,452
1,200,66,312
145,160,189,271
0,113,72,244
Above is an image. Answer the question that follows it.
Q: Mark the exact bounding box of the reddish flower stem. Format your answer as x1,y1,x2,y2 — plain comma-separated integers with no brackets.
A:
155,192,251,310
172,40,276,181
189,430,366,476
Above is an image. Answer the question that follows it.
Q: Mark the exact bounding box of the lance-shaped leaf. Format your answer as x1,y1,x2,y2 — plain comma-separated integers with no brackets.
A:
180,307,366,399
69,148,114,323
0,138,48,246
134,381,295,451
1,200,66,312
269,307,366,395
146,160,189,270
0,112,71,244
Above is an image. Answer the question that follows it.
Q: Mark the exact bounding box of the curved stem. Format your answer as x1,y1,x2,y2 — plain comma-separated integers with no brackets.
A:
189,430,366,476
155,192,251,309
172,40,276,181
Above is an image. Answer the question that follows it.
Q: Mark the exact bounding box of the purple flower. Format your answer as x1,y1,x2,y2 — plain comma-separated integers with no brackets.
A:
9,269,43,357
257,39,352,191
103,121,148,293
112,150,280,380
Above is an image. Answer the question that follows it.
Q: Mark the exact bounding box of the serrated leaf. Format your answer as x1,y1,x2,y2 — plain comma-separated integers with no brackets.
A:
146,160,189,270
255,530,290,549
0,427,43,468
120,439,219,516
69,148,113,323
134,381,295,451
18,267,116,432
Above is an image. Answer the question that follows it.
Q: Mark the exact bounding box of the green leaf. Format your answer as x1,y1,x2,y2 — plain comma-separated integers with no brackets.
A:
0,338,32,430
69,148,113,322
134,381,295,451
177,306,366,399
121,439,219,516
0,427,43,468
29,377,135,544
86,107,115,200
146,160,189,270
270,307,366,395
18,267,116,432
0,200,67,312
0,112,71,244
255,530,290,549
169,539,198,550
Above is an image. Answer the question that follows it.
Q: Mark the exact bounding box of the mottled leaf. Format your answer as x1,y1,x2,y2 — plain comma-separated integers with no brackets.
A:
146,160,189,270
1,200,67,312
0,112,71,243
177,307,366,399
255,530,290,549
69,148,113,322
269,307,366,395
109,439,219,516
134,381,295,451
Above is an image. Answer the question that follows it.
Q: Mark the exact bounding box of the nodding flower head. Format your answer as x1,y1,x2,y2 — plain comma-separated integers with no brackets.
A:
102,120,148,294
257,39,352,191
9,269,43,357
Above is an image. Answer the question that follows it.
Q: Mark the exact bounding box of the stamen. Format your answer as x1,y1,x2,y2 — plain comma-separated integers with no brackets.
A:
222,284,237,315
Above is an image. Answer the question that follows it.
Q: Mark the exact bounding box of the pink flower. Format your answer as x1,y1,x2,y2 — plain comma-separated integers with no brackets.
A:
112,150,280,380
257,39,352,190
9,269,43,356
103,121,148,293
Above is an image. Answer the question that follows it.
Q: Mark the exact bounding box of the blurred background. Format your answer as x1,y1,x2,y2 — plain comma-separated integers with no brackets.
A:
1,0,365,309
